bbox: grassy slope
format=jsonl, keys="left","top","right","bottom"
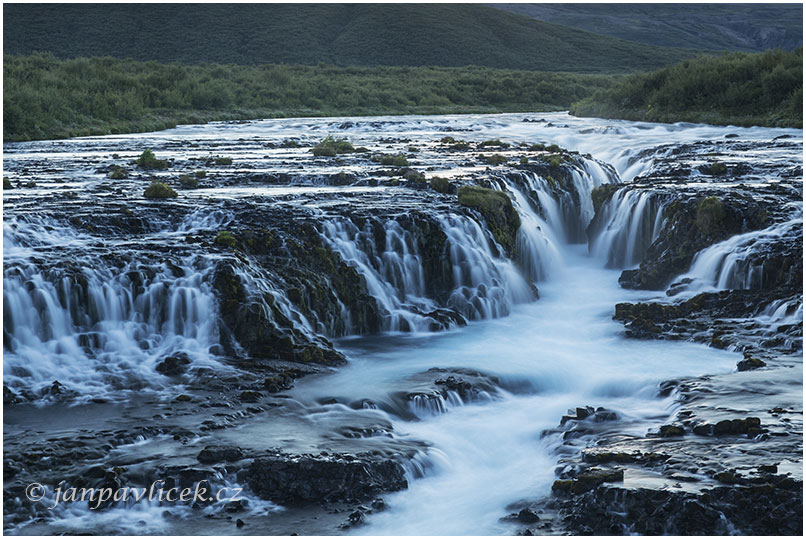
{"left": 492, "top": 3, "right": 803, "bottom": 53}
{"left": 570, "top": 50, "right": 803, "bottom": 128}
{"left": 2, "top": 4, "right": 699, "bottom": 73}
{"left": 3, "top": 55, "right": 617, "bottom": 141}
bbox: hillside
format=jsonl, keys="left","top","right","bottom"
{"left": 492, "top": 3, "right": 803, "bottom": 53}
{"left": 570, "top": 49, "right": 803, "bottom": 128}
{"left": 3, "top": 4, "right": 699, "bottom": 73}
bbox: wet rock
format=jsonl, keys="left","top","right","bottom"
{"left": 713, "top": 417, "right": 761, "bottom": 436}
{"left": 197, "top": 446, "right": 244, "bottom": 464}
{"left": 658, "top": 424, "right": 685, "bottom": 437}
{"left": 239, "top": 390, "right": 262, "bottom": 403}
{"left": 156, "top": 353, "right": 191, "bottom": 375}
{"left": 737, "top": 357, "right": 766, "bottom": 371}
{"left": 552, "top": 468, "right": 624, "bottom": 495}
{"left": 517, "top": 508, "right": 540, "bottom": 523}
{"left": 246, "top": 452, "right": 407, "bottom": 504}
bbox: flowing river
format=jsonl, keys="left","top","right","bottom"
{"left": 3, "top": 112, "right": 802, "bottom": 535}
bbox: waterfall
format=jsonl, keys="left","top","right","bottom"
{"left": 438, "top": 213, "right": 534, "bottom": 319}
{"left": 3, "top": 219, "right": 225, "bottom": 400}
{"left": 320, "top": 218, "right": 440, "bottom": 333}
{"left": 673, "top": 216, "right": 802, "bottom": 292}
{"left": 589, "top": 189, "right": 667, "bottom": 269}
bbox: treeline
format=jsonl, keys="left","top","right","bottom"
{"left": 571, "top": 49, "right": 802, "bottom": 127}
{"left": 3, "top": 54, "right": 615, "bottom": 141}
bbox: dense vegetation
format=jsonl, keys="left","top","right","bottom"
{"left": 571, "top": 50, "right": 803, "bottom": 128}
{"left": 3, "top": 54, "right": 616, "bottom": 141}
{"left": 3, "top": 4, "right": 698, "bottom": 73}
{"left": 496, "top": 4, "right": 802, "bottom": 53}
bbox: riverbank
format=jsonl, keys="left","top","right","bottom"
{"left": 3, "top": 54, "right": 614, "bottom": 142}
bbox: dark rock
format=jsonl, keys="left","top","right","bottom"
{"left": 247, "top": 453, "right": 407, "bottom": 504}
{"left": 517, "top": 508, "right": 540, "bottom": 523}
{"left": 156, "top": 353, "right": 191, "bottom": 375}
{"left": 659, "top": 424, "right": 685, "bottom": 437}
{"left": 239, "top": 390, "right": 262, "bottom": 403}
{"left": 197, "top": 446, "right": 244, "bottom": 464}
{"left": 737, "top": 357, "right": 766, "bottom": 371}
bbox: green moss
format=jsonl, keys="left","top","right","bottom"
{"left": 482, "top": 153, "right": 507, "bottom": 165}
{"left": 458, "top": 185, "right": 520, "bottom": 254}
{"left": 403, "top": 169, "right": 425, "bottom": 182}
{"left": 194, "top": 170, "right": 207, "bottom": 179}
{"left": 312, "top": 135, "right": 355, "bottom": 156}
{"left": 449, "top": 141, "right": 470, "bottom": 150}
{"left": 591, "top": 184, "right": 621, "bottom": 213}
{"left": 696, "top": 196, "right": 726, "bottom": 235}
{"left": 135, "top": 149, "right": 168, "bottom": 170}
{"left": 214, "top": 156, "right": 233, "bottom": 165}
{"left": 280, "top": 138, "right": 300, "bottom": 148}
{"left": 546, "top": 144, "right": 562, "bottom": 153}
{"left": 479, "top": 139, "right": 509, "bottom": 148}
{"left": 380, "top": 154, "right": 409, "bottom": 167}
{"left": 529, "top": 143, "right": 546, "bottom": 151}
{"left": 519, "top": 156, "right": 529, "bottom": 165}
{"left": 214, "top": 230, "right": 237, "bottom": 247}
{"left": 144, "top": 181, "right": 178, "bottom": 199}
{"left": 440, "top": 136, "right": 456, "bottom": 143}
{"left": 178, "top": 174, "right": 199, "bottom": 188}
{"left": 3, "top": 178, "right": 13, "bottom": 189}
{"left": 109, "top": 165, "right": 128, "bottom": 179}
{"left": 708, "top": 162, "right": 728, "bottom": 175}
{"left": 429, "top": 176, "right": 451, "bottom": 193}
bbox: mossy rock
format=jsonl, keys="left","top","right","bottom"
{"left": 403, "top": 169, "right": 425, "bottom": 183}
{"left": 591, "top": 184, "right": 621, "bottom": 213}
{"left": 737, "top": 356, "right": 766, "bottom": 371}
{"left": 429, "top": 176, "right": 452, "bottom": 194}
{"left": 194, "top": 170, "right": 207, "bottom": 179}
{"left": 481, "top": 153, "right": 507, "bottom": 165}
{"left": 214, "top": 156, "right": 233, "bottom": 165}
{"left": 440, "top": 136, "right": 456, "bottom": 143}
{"left": 214, "top": 231, "right": 237, "bottom": 247}
{"left": 135, "top": 149, "right": 168, "bottom": 170}
{"left": 144, "top": 181, "right": 178, "bottom": 199}
{"left": 109, "top": 165, "right": 128, "bottom": 179}
{"left": 479, "top": 139, "right": 509, "bottom": 148}
{"left": 695, "top": 196, "right": 726, "bottom": 235}
{"left": 3, "top": 178, "right": 13, "bottom": 189}
{"left": 178, "top": 174, "right": 199, "bottom": 188}
{"left": 458, "top": 185, "right": 520, "bottom": 254}
{"left": 380, "top": 154, "right": 409, "bottom": 167}
{"left": 312, "top": 135, "right": 355, "bottom": 157}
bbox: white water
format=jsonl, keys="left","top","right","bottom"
{"left": 294, "top": 246, "right": 738, "bottom": 535}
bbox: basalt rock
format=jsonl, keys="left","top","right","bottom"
{"left": 246, "top": 453, "right": 407, "bottom": 504}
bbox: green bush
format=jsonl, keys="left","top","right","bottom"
{"left": 213, "top": 156, "right": 233, "bottom": 165}
{"left": 479, "top": 139, "right": 509, "bottom": 148}
{"left": 440, "top": 136, "right": 456, "bottom": 143}
{"left": 144, "top": 181, "right": 178, "bottom": 199}
{"left": 403, "top": 169, "right": 425, "bottom": 183}
{"left": 380, "top": 154, "right": 409, "bottom": 167}
{"left": 312, "top": 135, "right": 355, "bottom": 157}
{"left": 108, "top": 165, "right": 128, "bottom": 179}
{"left": 429, "top": 176, "right": 451, "bottom": 193}
{"left": 571, "top": 49, "right": 803, "bottom": 128}
{"left": 3, "top": 178, "right": 13, "bottom": 189}
{"left": 135, "top": 149, "right": 168, "bottom": 170}
{"left": 194, "top": 170, "right": 207, "bottom": 178}
{"left": 178, "top": 174, "right": 199, "bottom": 188}
{"left": 482, "top": 153, "right": 507, "bottom": 165}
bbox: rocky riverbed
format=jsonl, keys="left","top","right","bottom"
{"left": 3, "top": 113, "right": 802, "bottom": 535}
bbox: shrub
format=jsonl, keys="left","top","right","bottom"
{"left": 482, "top": 153, "right": 507, "bottom": 165}
{"left": 403, "top": 169, "right": 425, "bottom": 182}
{"left": 178, "top": 174, "right": 199, "bottom": 188}
{"left": 214, "top": 230, "right": 237, "bottom": 247}
{"left": 214, "top": 156, "right": 233, "bottom": 165}
{"left": 194, "top": 170, "right": 207, "bottom": 178}
{"left": 3, "top": 178, "right": 13, "bottom": 189}
{"left": 109, "top": 165, "right": 128, "bottom": 179}
{"left": 380, "top": 154, "right": 409, "bottom": 167}
{"left": 479, "top": 139, "right": 509, "bottom": 148}
{"left": 144, "top": 181, "right": 178, "bottom": 198}
{"left": 429, "top": 176, "right": 451, "bottom": 193}
{"left": 312, "top": 135, "right": 355, "bottom": 156}
{"left": 135, "top": 149, "right": 168, "bottom": 170}
{"left": 708, "top": 162, "right": 728, "bottom": 175}
{"left": 440, "top": 136, "right": 456, "bottom": 143}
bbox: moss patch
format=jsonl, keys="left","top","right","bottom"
{"left": 695, "top": 196, "right": 726, "bottom": 235}
{"left": 135, "top": 149, "right": 168, "bottom": 170}
{"left": 144, "top": 181, "right": 178, "bottom": 199}
{"left": 312, "top": 135, "right": 355, "bottom": 156}
{"left": 458, "top": 185, "right": 520, "bottom": 254}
